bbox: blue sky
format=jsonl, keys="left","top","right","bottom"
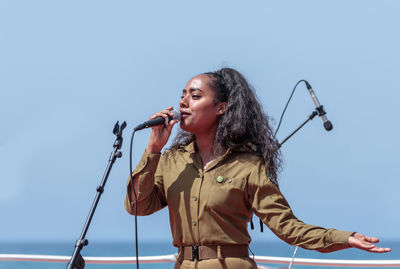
{"left": 0, "top": 0, "right": 398, "bottom": 249}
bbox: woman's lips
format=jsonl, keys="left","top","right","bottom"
{"left": 181, "top": 113, "right": 190, "bottom": 119}
{"left": 180, "top": 111, "right": 191, "bottom": 119}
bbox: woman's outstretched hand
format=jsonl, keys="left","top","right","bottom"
{"left": 146, "top": 106, "right": 179, "bottom": 154}
{"left": 348, "top": 233, "right": 391, "bottom": 253}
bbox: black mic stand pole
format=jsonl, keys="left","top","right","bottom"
{"left": 278, "top": 110, "right": 318, "bottom": 148}
{"left": 66, "top": 121, "right": 127, "bottom": 269}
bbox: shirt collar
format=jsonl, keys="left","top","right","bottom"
{"left": 180, "top": 141, "right": 233, "bottom": 172}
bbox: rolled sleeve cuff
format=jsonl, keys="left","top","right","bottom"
{"left": 317, "top": 230, "right": 354, "bottom": 253}
{"left": 331, "top": 230, "right": 354, "bottom": 246}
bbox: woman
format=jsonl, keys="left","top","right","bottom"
{"left": 125, "top": 68, "right": 390, "bottom": 269}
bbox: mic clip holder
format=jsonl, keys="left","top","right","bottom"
{"left": 315, "top": 105, "right": 326, "bottom": 117}
{"left": 113, "top": 121, "right": 127, "bottom": 149}
{"left": 66, "top": 121, "right": 127, "bottom": 269}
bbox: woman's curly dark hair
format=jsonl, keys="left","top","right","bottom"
{"left": 170, "top": 67, "right": 282, "bottom": 182}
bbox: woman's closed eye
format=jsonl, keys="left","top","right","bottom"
{"left": 180, "top": 94, "right": 200, "bottom": 99}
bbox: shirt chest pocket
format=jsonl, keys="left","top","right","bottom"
{"left": 204, "top": 175, "right": 247, "bottom": 210}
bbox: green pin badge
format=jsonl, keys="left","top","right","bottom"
{"left": 217, "top": 176, "right": 224, "bottom": 183}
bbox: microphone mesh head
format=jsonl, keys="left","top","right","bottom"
{"left": 171, "top": 110, "right": 181, "bottom": 121}
{"left": 324, "top": 121, "right": 333, "bottom": 131}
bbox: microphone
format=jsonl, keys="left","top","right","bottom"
{"left": 304, "top": 81, "right": 333, "bottom": 131}
{"left": 133, "top": 110, "right": 181, "bottom": 131}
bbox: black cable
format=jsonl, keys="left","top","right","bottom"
{"left": 274, "top": 79, "right": 309, "bottom": 137}
{"left": 129, "top": 130, "right": 139, "bottom": 269}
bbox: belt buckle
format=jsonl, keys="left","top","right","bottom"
{"left": 192, "top": 245, "right": 199, "bottom": 261}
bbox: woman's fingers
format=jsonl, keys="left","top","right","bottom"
{"left": 166, "top": 119, "right": 179, "bottom": 132}
{"left": 365, "top": 244, "right": 391, "bottom": 253}
{"left": 373, "top": 246, "right": 392, "bottom": 253}
{"left": 149, "top": 107, "right": 174, "bottom": 120}
{"left": 365, "top": 236, "right": 379, "bottom": 243}
{"left": 349, "top": 233, "right": 391, "bottom": 253}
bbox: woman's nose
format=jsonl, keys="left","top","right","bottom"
{"left": 179, "top": 96, "right": 188, "bottom": 108}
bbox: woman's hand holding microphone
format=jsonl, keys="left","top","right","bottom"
{"left": 146, "top": 107, "right": 180, "bottom": 154}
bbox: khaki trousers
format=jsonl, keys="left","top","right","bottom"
{"left": 174, "top": 257, "right": 257, "bottom": 269}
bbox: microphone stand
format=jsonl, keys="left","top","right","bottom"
{"left": 66, "top": 121, "right": 127, "bottom": 269}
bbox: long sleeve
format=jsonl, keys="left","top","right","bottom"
{"left": 124, "top": 151, "right": 167, "bottom": 216}
{"left": 248, "top": 162, "right": 353, "bottom": 253}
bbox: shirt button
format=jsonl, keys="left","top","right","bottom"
{"left": 192, "top": 221, "right": 197, "bottom": 226}
{"left": 193, "top": 196, "right": 198, "bottom": 201}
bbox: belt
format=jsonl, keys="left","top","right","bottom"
{"left": 178, "top": 245, "right": 249, "bottom": 261}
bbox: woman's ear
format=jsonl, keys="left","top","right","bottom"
{"left": 217, "top": 102, "right": 227, "bottom": 115}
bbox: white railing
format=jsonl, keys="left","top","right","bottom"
{"left": 1, "top": 253, "right": 400, "bottom": 267}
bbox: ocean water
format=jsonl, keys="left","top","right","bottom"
{"left": 0, "top": 240, "right": 398, "bottom": 269}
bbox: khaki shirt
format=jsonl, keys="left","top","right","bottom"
{"left": 125, "top": 142, "right": 353, "bottom": 252}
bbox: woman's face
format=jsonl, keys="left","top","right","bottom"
{"left": 179, "top": 74, "right": 225, "bottom": 135}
